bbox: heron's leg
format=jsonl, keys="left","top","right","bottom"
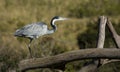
{"left": 28, "top": 38, "right": 33, "bottom": 58}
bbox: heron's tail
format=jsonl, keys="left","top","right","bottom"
{"left": 14, "top": 29, "right": 23, "bottom": 37}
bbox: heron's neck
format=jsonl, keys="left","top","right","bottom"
{"left": 46, "top": 19, "right": 57, "bottom": 35}
{"left": 50, "top": 19, "right": 57, "bottom": 31}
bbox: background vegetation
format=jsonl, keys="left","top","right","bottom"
{"left": 0, "top": 0, "right": 120, "bottom": 72}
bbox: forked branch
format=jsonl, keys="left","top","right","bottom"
{"left": 79, "top": 16, "right": 107, "bottom": 72}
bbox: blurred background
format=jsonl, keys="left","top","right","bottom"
{"left": 0, "top": 0, "right": 120, "bottom": 72}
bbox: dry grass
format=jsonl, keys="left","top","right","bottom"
{"left": 0, "top": 0, "right": 120, "bottom": 71}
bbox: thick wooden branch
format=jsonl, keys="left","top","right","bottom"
{"left": 19, "top": 48, "right": 120, "bottom": 71}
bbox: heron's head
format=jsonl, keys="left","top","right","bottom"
{"left": 52, "top": 16, "right": 69, "bottom": 22}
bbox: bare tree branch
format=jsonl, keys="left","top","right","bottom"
{"left": 102, "top": 59, "right": 120, "bottom": 66}
{"left": 19, "top": 48, "right": 120, "bottom": 71}
{"left": 96, "top": 16, "right": 107, "bottom": 48}
{"left": 107, "top": 19, "right": 120, "bottom": 48}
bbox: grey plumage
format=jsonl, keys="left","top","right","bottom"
{"left": 15, "top": 22, "right": 48, "bottom": 39}
{"left": 14, "top": 16, "right": 68, "bottom": 58}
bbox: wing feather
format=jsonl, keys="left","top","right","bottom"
{"left": 14, "top": 22, "right": 48, "bottom": 38}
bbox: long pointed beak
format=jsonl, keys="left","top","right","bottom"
{"left": 63, "top": 18, "right": 69, "bottom": 20}
{"left": 59, "top": 17, "right": 69, "bottom": 20}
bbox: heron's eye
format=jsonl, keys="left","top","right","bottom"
{"left": 54, "top": 16, "right": 59, "bottom": 19}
